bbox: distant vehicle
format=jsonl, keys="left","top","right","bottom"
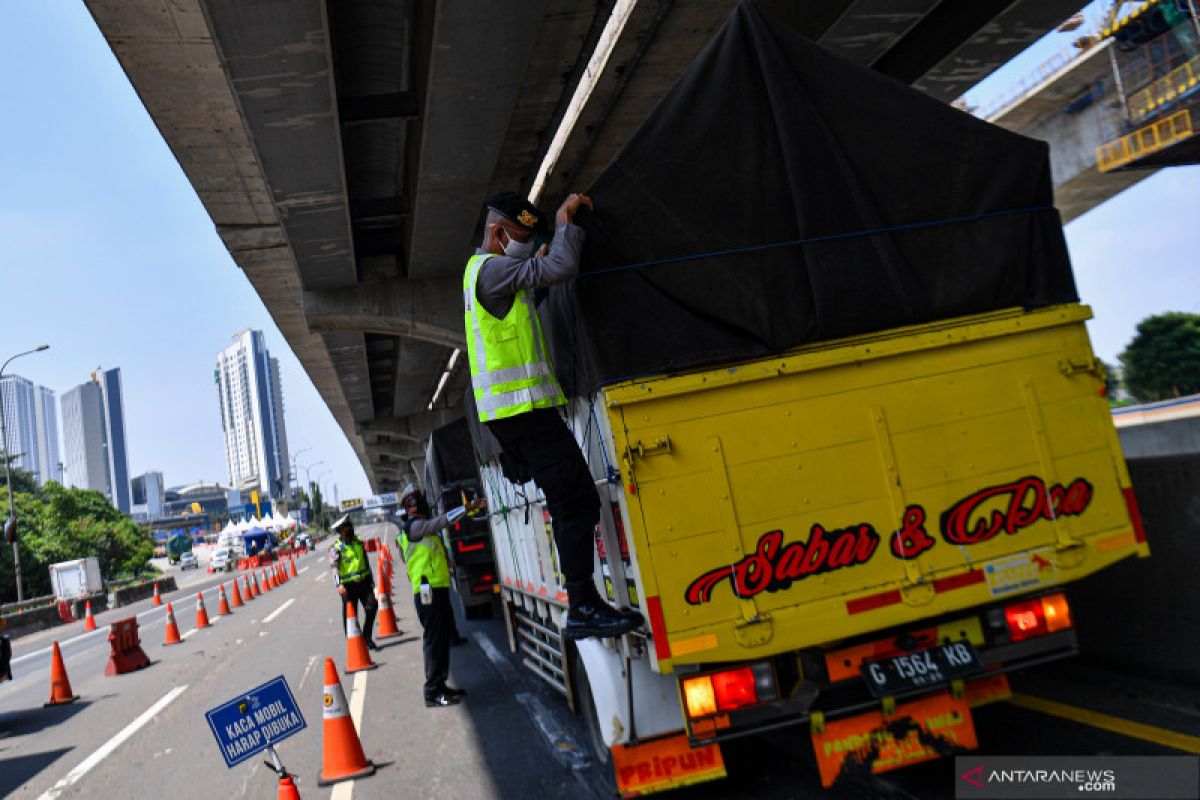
{"left": 210, "top": 549, "right": 233, "bottom": 571}
{"left": 166, "top": 533, "right": 193, "bottom": 565}
{"left": 296, "top": 533, "right": 314, "bottom": 549}
{"left": 49, "top": 557, "right": 104, "bottom": 601}
{"left": 178, "top": 552, "right": 198, "bottom": 571}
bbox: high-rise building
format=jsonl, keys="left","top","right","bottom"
{"left": 61, "top": 368, "right": 131, "bottom": 512}
{"left": 215, "top": 330, "right": 290, "bottom": 499}
{"left": 35, "top": 385, "right": 60, "bottom": 484}
{"left": 0, "top": 374, "right": 60, "bottom": 485}
{"left": 131, "top": 470, "right": 165, "bottom": 520}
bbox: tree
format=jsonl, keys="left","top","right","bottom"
{"left": 1099, "top": 358, "right": 1122, "bottom": 401}
{"left": 0, "top": 457, "right": 39, "bottom": 495}
{"left": 0, "top": 484, "right": 153, "bottom": 603}
{"left": 1118, "top": 312, "right": 1200, "bottom": 402}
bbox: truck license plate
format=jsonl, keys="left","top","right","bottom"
{"left": 861, "top": 641, "right": 981, "bottom": 698}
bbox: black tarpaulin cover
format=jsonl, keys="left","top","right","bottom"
{"left": 541, "top": 1, "right": 1077, "bottom": 397}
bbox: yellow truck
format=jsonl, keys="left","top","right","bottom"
{"left": 478, "top": 301, "right": 1147, "bottom": 796}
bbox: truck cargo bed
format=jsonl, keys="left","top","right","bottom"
{"left": 605, "top": 304, "right": 1146, "bottom": 672}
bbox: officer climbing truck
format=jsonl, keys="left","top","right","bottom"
{"left": 466, "top": 5, "right": 1150, "bottom": 796}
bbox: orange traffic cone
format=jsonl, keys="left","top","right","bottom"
{"left": 83, "top": 600, "right": 97, "bottom": 632}
{"left": 44, "top": 641, "right": 79, "bottom": 706}
{"left": 217, "top": 584, "right": 232, "bottom": 616}
{"left": 375, "top": 589, "right": 401, "bottom": 639}
{"left": 152, "top": 582, "right": 163, "bottom": 607}
{"left": 317, "top": 658, "right": 376, "bottom": 786}
{"left": 163, "top": 602, "right": 182, "bottom": 645}
{"left": 343, "top": 602, "right": 377, "bottom": 673}
{"left": 289, "top": 556, "right": 297, "bottom": 578}
{"left": 265, "top": 569, "right": 274, "bottom": 591}
{"left": 195, "top": 592, "right": 211, "bottom": 629}
{"left": 248, "top": 573, "right": 259, "bottom": 599}
{"left": 277, "top": 774, "right": 302, "bottom": 799}
{"left": 231, "top": 578, "right": 244, "bottom": 608}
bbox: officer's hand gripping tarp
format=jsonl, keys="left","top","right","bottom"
{"left": 541, "top": 1, "right": 1077, "bottom": 397}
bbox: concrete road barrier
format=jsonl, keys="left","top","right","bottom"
{"left": 111, "top": 576, "right": 177, "bottom": 608}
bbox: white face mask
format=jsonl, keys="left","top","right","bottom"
{"left": 500, "top": 228, "right": 536, "bottom": 259}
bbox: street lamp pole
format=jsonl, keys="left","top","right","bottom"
{"left": 1, "top": 344, "right": 50, "bottom": 603}
{"left": 289, "top": 447, "right": 312, "bottom": 505}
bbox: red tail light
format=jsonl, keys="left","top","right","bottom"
{"left": 712, "top": 667, "right": 757, "bottom": 711}
{"left": 457, "top": 540, "right": 487, "bottom": 553}
{"left": 1005, "top": 600, "right": 1045, "bottom": 641}
{"left": 682, "top": 663, "right": 777, "bottom": 718}
{"left": 1005, "top": 593, "right": 1071, "bottom": 642}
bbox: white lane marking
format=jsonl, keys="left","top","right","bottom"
{"left": 516, "top": 692, "right": 590, "bottom": 770}
{"left": 298, "top": 655, "right": 319, "bottom": 692}
{"left": 316, "top": 571, "right": 329, "bottom": 583}
{"left": 262, "top": 598, "right": 295, "bottom": 624}
{"left": 12, "top": 625, "right": 110, "bottom": 666}
{"left": 298, "top": 566, "right": 310, "bottom": 574}
{"left": 36, "top": 684, "right": 189, "bottom": 800}
{"left": 181, "top": 615, "right": 221, "bottom": 639}
{"left": 474, "top": 631, "right": 520, "bottom": 683}
{"left": 330, "top": 671, "right": 370, "bottom": 800}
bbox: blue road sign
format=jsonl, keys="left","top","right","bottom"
{"left": 205, "top": 675, "right": 307, "bottom": 768}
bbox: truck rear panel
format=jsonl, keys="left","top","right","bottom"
{"left": 605, "top": 304, "right": 1146, "bottom": 673}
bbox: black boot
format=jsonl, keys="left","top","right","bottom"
{"left": 562, "top": 583, "right": 644, "bottom": 641}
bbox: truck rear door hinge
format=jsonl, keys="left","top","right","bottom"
{"left": 1058, "top": 356, "right": 1103, "bottom": 379}
{"left": 623, "top": 435, "right": 672, "bottom": 462}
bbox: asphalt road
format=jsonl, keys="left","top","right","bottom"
{"left": 3, "top": 523, "right": 1198, "bottom": 799}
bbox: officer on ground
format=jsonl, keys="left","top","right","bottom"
{"left": 328, "top": 514, "right": 379, "bottom": 651}
{"left": 463, "top": 191, "right": 643, "bottom": 640}
{"left": 397, "top": 483, "right": 484, "bottom": 707}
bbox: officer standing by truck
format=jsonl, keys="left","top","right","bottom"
{"left": 463, "top": 191, "right": 643, "bottom": 641}
{"left": 398, "top": 483, "right": 483, "bottom": 707}
{"left": 328, "top": 514, "right": 379, "bottom": 651}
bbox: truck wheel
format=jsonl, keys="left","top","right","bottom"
{"left": 574, "top": 653, "right": 620, "bottom": 797}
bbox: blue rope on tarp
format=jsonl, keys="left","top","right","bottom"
{"left": 573, "top": 205, "right": 1054, "bottom": 280}
{"left": 559, "top": 204, "right": 1055, "bottom": 391}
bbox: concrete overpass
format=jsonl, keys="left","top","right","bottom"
{"left": 84, "top": 0, "right": 1087, "bottom": 491}
{"left": 983, "top": 37, "right": 1160, "bottom": 223}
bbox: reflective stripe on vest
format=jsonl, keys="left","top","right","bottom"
{"left": 335, "top": 540, "right": 370, "bottom": 584}
{"left": 399, "top": 532, "right": 451, "bottom": 590}
{"left": 463, "top": 253, "right": 566, "bottom": 422}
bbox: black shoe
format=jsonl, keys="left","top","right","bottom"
{"left": 425, "top": 692, "right": 461, "bottom": 707}
{"left": 441, "top": 684, "right": 467, "bottom": 698}
{"left": 365, "top": 639, "right": 381, "bottom": 652}
{"left": 450, "top": 636, "right": 469, "bottom": 647}
{"left": 562, "top": 600, "right": 645, "bottom": 641}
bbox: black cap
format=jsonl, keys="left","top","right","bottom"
{"left": 486, "top": 192, "right": 551, "bottom": 237}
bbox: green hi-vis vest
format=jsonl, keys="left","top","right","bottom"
{"left": 334, "top": 539, "right": 371, "bottom": 584}
{"left": 400, "top": 531, "right": 451, "bottom": 591}
{"left": 463, "top": 253, "right": 565, "bottom": 422}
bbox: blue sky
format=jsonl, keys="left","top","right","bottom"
{"left": 1, "top": 3, "right": 1197, "bottom": 503}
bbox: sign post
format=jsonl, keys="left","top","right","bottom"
{"left": 206, "top": 675, "right": 307, "bottom": 789}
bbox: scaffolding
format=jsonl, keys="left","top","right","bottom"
{"left": 1094, "top": 0, "right": 1200, "bottom": 171}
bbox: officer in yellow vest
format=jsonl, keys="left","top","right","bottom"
{"left": 463, "top": 191, "right": 643, "bottom": 641}
{"left": 398, "top": 483, "right": 485, "bottom": 707}
{"left": 328, "top": 514, "right": 379, "bottom": 651}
